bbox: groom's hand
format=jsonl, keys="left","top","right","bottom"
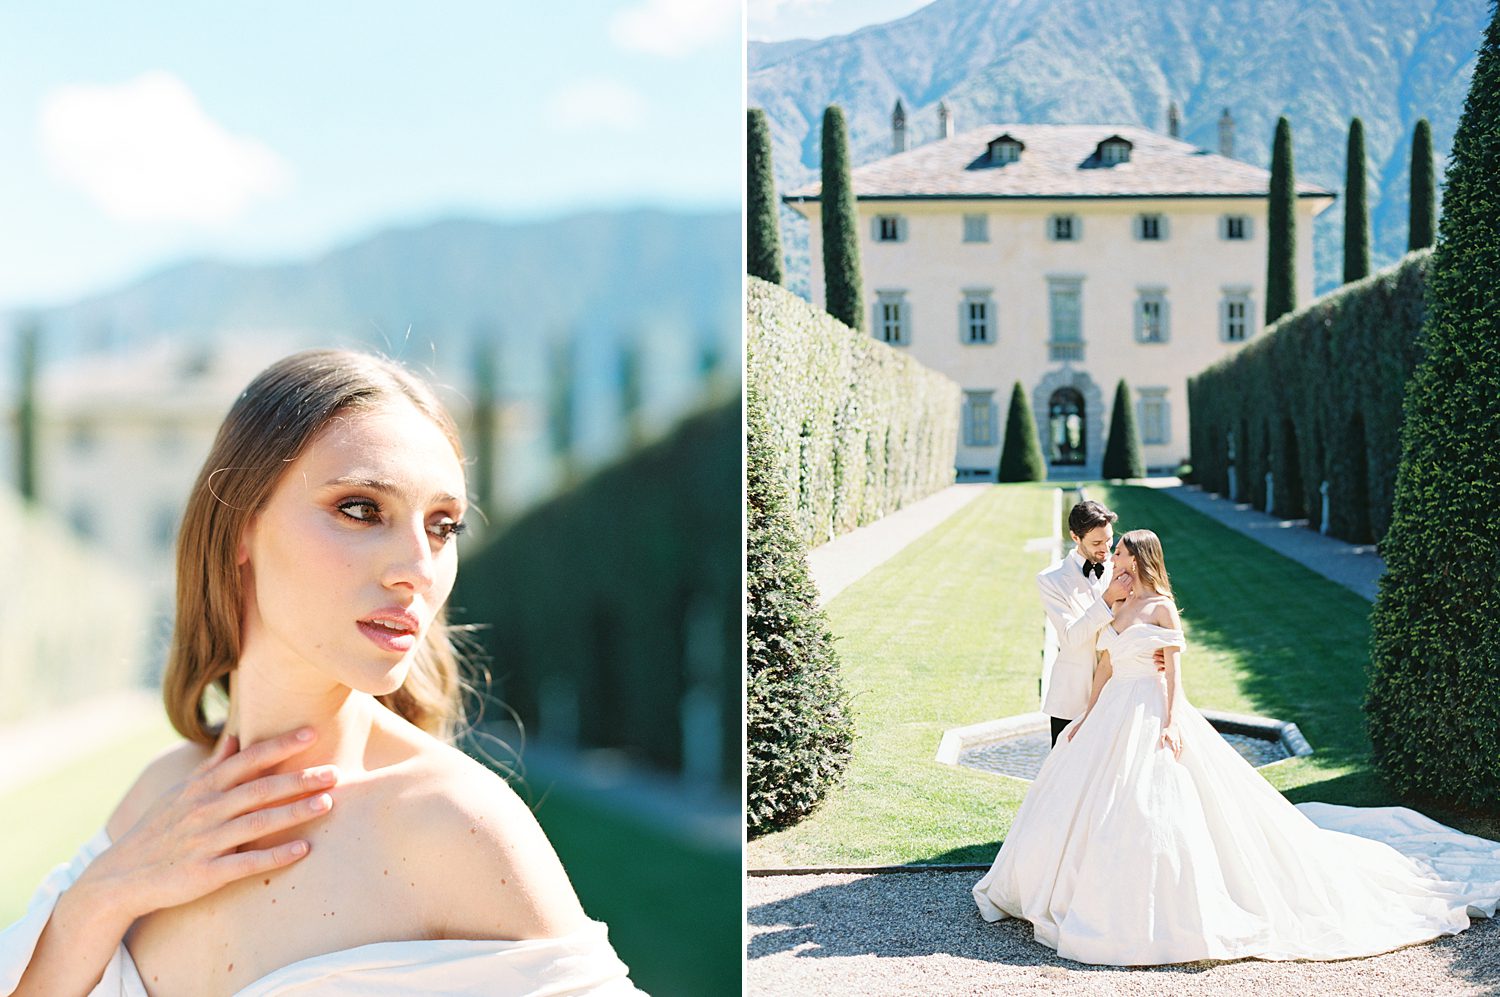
{"left": 1154, "top": 648, "right": 1167, "bottom": 672}
{"left": 1105, "top": 570, "right": 1132, "bottom": 603}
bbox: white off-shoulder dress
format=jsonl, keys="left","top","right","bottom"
{"left": 973, "top": 622, "right": 1500, "bottom": 966}
{"left": 1, "top": 828, "right": 645, "bottom": 996}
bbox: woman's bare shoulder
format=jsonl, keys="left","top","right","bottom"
{"left": 1149, "top": 597, "right": 1182, "bottom": 629}
{"left": 105, "top": 739, "right": 212, "bottom": 840}
{"left": 396, "top": 743, "right": 590, "bottom": 941}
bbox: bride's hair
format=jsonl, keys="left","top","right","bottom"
{"left": 1119, "top": 529, "right": 1173, "bottom": 599}
{"left": 162, "top": 348, "right": 469, "bottom": 746}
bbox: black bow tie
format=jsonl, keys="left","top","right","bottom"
{"left": 1081, "top": 560, "right": 1104, "bottom": 580}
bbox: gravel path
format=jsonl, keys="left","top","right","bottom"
{"left": 747, "top": 870, "right": 1500, "bottom": 996}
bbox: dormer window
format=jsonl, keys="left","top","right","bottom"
{"left": 987, "top": 134, "right": 1024, "bottom": 166}
{"left": 1096, "top": 135, "right": 1133, "bottom": 166}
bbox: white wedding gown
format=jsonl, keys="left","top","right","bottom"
{"left": 972, "top": 622, "right": 1500, "bottom": 965}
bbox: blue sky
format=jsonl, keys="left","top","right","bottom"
{"left": 0, "top": 1, "right": 741, "bottom": 311}
{"left": 749, "top": 0, "right": 930, "bottom": 41}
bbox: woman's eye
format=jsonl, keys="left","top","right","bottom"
{"left": 429, "top": 519, "right": 468, "bottom": 543}
{"left": 337, "top": 499, "right": 380, "bottom": 522}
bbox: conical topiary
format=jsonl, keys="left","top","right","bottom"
{"left": 1367, "top": 5, "right": 1500, "bottom": 811}
{"left": 1266, "top": 116, "right": 1297, "bottom": 324}
{"left": 1344, "top": 117, "right": 1370, "bottom": 283}
{"left": 1409, "top": 117, "right": 1436, "bottom": 251}
{"left": 821, "top": 105, "right": 864, "bottom": 330}
{"left": 746, "top": 384, "right": 855, "bottom": 836}
{"left": 1101, "top": 379, "right": 1144, "bottom": 480}
{"left": 748, "top": 108, "right": 784, "bottom": 285}
{"left": 998, "top": 381, "right": 1045, "bottom": 482}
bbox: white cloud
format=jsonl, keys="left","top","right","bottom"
{"left": 39, "top": 71, "right": 291, "bottom": 225}
{"left": 547, "top": 78, "right": 648, "bottom": 133}
{"left": 610, "top": 0, "right": 739, "bottom": 57}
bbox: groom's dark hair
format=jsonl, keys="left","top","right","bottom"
{"left": 1069, "top": 500, "right": 1118, "bottom": 538}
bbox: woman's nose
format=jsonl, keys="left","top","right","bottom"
{"left": 381, "top": 520, "right": 436, "bottom": 592}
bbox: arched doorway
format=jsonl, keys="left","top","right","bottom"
{"left": 1049, "top": 388, "right": 1085, "bottom": 466}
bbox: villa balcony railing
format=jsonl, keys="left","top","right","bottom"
{"left": 1049, "top": 340, "right": 1084, "bottom": 362}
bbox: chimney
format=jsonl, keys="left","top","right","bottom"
{"left": 938, "top": 100, "right": 954, "bottom": 139}
{"left": 1167, "top": 100, "right": 1180, "bottom": 139}
{"left": 1218, "top": 107, "right": 1234, "bottom": 158}
{"left": 892, "top": 98, "right": 907, "bottom": 154}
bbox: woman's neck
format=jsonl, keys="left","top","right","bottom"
{"left": 223, "top": 660, "right": 377, "bottom": 776}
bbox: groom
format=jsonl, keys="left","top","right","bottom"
{"left": 1037, "top": 500, "right": 1134, "bottom": 746}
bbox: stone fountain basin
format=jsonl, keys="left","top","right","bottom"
{"left": 938, "top": 710, "right": 1312, "bottom": 782}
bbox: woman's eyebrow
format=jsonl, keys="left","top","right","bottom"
{"left": 323, "top": 475, "right": 462, "bottom": 506}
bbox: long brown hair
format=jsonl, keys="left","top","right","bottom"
{"left": 163, "top": 349, "right": 468, "bottom": 744}
{"left": 1119, "top": 529, "right": 1173, "bottom": 599}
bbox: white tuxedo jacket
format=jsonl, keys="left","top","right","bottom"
{"left": 1037, "top": 549, "right": 1115, "bottom": 719}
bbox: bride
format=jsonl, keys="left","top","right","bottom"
{"left": 1, "top": 350, "right": 642, "bottom": 995}
{"left": 973, "top": 529, "right": 1500, "bottom": 966}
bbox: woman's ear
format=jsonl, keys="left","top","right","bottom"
{"left": 236, "top": 515, "right": 258, "bottom": 566}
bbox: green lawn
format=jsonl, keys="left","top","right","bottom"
{"left": 525, "top": 777, "right": 740, "bottom": 997}
{"left": 0, "top": 715, "right": 183, "bottom": 923}
{"left": 747, "top": 481, "right": 1493, "bottom": 869}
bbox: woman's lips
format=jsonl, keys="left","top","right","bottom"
{"left": 357, "top": 610, "right": 419, "bottom": 653}
{"left": 358, "top": 620, "right": 416, "bottom": 653}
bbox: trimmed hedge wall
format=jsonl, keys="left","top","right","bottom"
{"left": 1188, "top": 249, "right": 1430, "bottom": 543}
{"left": 451, "top": 399, "right": 740, "bottom": 792}
{"left": 746, "top": 276, "right": 960, "bottom": 547}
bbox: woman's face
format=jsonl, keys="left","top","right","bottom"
{"left": 236, "top": 398, "right": 467, "bottom": 694}
{"left": 1113, "top": 541, "right": 1137, "bottom": 576}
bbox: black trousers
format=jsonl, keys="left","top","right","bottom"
{"left": 1049, "top": 715, "right": 1071, "bottom": 747}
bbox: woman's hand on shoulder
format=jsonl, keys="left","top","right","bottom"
{"left": 88, "top": 728, "right": 340, "bottom": 922}
{"left": 415, "top": 760, "right": 590, "bottom": 941}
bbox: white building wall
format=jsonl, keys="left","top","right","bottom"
{"left": 798, "top": 194, "right": 1329, "bottom": 478}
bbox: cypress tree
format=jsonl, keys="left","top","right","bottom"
{"left": 748, "top": 108, "right": 784, "bottom": 285}
{"left": 746, "top": 385, "right": 854, "bottom": 835}
{"left": 17, "top": 322, "right": 38, "bottom": 503}
{"left": 547, "top": 334, "right": 578, "bottom": 487}
{"left": 618, "top": 334, "right": 646, "bottom": 448}
{"left": 1343, "top": 117, "right": 1370, "bottom": 283}
{"left": 821, "top": 105, "right": 865, "bottom": 330}
{"left": 1367, "top": 5, "right": 1500, "bottom": 810}
{"left": 997, "top": 381, "right": 1045, "bottom": 482}
{"left": 1101, "top": 379, "right": 1144, "bottom": 480}
{"left": 1266, "top": 116, "right": 1297, "bottom": 324}
{"left": 1409, "top": 117, "right": 1436, "bottom": 251}
{"left": 471, "top": 333, "right": 499, "bottom": 521}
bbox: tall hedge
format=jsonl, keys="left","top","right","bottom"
{"left": 451, "top": 399, "right": 740, "bottom": 792}
{"left": 1101, "top": 379, "right": 1144, "bottom": 480}
{"left": 1343, "top": 117, "right": 1370, "bottom": 284}
{"left": 997, "top": 381, "right": 1045, "bottom": 482}
{"left": 821, "top": 105, "right": 865, "bottom": 330}
{"left": 1409, "top": 118, "right": 1436, "bottom": 251}
{"left": 746, "top": 276, "right": 960, "bottom": 547}
{"left": 748, "top": 108, "right": 784, "bottom": 285}
{"left": 1367, "top": 5, "right": 1500, "bottom": 812}
{"left": 1266, "top": 116, "right": 1297, "bottom": 324}
{"left": 746, "top": 385, "right": 855, "bottom": 836}
{"left": 1188, "top": 250, "right": 1430, "bottom": 540}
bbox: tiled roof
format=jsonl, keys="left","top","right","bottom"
{"left": 786, "top": 124, "right": 1336, "bottom": 202}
